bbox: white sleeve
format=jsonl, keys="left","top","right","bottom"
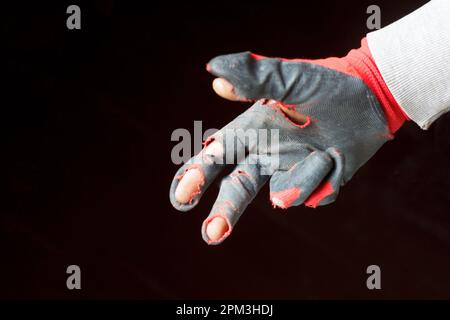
{"left": 367, "top": 0, "right": 450, "bottom": 129}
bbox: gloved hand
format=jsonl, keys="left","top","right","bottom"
{"left": 169, "top": 38, "right": 408, "bottom": 245}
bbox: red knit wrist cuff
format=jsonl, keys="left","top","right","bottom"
{"left": 345, "top": 38, "right": 408, "bottom": 134}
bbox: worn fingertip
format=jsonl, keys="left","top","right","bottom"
{"left": 212, "top": 78, "right": 241, "bottom": 101}
{"left": 269, "top": 188, "right": 301, "bottom": 209}
{"left": 304, "top": 181, "right": 335, "bottom": 208}
{"left": 169, "top": 165, "right": 206, "bottom": 212}
{"left": 202, "top": 215, "right": 232, "bottom": 245}
{"left": 270, "top": 197, "right": 288, "bottom": 210}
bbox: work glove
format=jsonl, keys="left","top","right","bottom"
{"left": 169, "top": 38, "right": 407, "bottom": 245}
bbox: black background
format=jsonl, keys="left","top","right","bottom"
{"left": 2, "top": 0, "right": 450, "bottom": 299}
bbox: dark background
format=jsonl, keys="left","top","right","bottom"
{"left": 2, "top": 0, "right": 450, "bottom": 299}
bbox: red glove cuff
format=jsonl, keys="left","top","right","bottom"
{"left": 345, "top": 38, "right": 408, "bottom": 134}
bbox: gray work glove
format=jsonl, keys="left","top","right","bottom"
{"left": 169, "top": 38, "right": 407, "bottom": 245}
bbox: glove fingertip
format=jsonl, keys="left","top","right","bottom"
{"left": 304, "top": 180, "right": 336, "bottom": 208}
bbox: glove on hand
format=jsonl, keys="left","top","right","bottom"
{"left": 169, "top": 38, "right": 407, "bottom": 245}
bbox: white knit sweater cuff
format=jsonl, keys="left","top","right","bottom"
{"left": 367, "top": 0, "right": 450, "bottom": 129}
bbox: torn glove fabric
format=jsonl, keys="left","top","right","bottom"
{"left": 169, "top": 38, "right": 408, "bottom": 245}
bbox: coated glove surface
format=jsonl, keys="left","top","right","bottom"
{"left": 169, "top": 38, "right": 407, "bottom": 245}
